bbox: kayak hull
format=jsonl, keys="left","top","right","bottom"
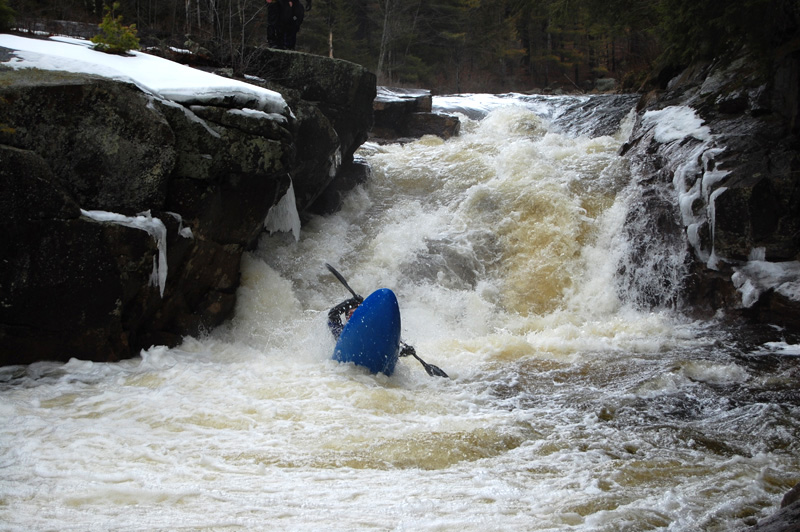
{"left": 333, "top": 288, "right": 401, "bottom": 375}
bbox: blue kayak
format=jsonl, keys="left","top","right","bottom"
{"left": 332, "top": 288, "right": 401, "bottom": 375}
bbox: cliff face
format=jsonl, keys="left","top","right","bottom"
{"left": 621, "top": 53, "right": 800, "bottom": 332}
{"left": 0, "top": 41, "right": 376, "bottom": 366}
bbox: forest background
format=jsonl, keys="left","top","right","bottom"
{"left": 1, "top": 0, "right": 798, "bottom": 94}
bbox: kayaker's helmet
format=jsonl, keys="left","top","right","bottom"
{"left": 345, "top": 296, "right": 363, "bottom": 320}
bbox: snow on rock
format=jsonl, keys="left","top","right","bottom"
{"left": 80, "top": 209, "right": 168, "bottom": 297}
{"left": 651, "top": 108, "right": 727, "bottom": 270}
{"left": 642, "top": 106, "right": 711, "bottom": 143}
{"left": 642, "top": 105, "right": 798, "bottom": 311}
{"left": 732, "top": 260, "right": 800, "bottom": 308}
{"left": 0, "top": 34, "right": 289, "bottom": 116}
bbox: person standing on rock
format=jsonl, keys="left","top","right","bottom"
{"left": 266, "top": 0, "right": 284, "bottom": 48}
{"left": 281, "top": 0, "right": 309, "bottom": 50}
{"left": 266, "top": 0, "right": 309, "bottom": 50}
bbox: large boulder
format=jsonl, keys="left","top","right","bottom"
{"left": 0, "top": 67, "right": 292, "bottom": 364}
{"left": 0, "top": 142, "right": 165, "bottom": 363}
{"left": 0, "top": 70, "right": 175, "bottom": 213}
{"left": 241, "top": 48, "right": 377, "bottom": 212}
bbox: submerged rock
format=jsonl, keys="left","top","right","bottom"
{"left": 746, "top": 483, "right": 800, "bottom": 531}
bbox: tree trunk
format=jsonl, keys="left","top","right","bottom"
{"left": 377, "top": 0, "right": 392, "bottom": 83}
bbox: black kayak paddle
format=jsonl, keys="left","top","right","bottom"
{"left": 400, "top": 341, "right": 449, "bottom": 378}
{"left": 326, "top": 262, "right": 360, "bottom": 301}
{"left": 325, "top": 263, "right": 449, "bottom": 378}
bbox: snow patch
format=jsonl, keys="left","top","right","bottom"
{"left": 166, "top": 211, "right": 194, "bottom": 239}
{"left": 642, "top": 106, "right": 711, "bottom": 143}
{"left": 0, "top": 34, "right": 288, "bottom": 116}
{"left": 329, "top": 147, "right": 342, "bottom": 178}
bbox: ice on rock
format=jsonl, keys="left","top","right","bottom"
{"left": 264, "top": 179, "right": 301, "bottom": 242}
{"left": 80, "top": 209, "right": 168, "bottom": 297}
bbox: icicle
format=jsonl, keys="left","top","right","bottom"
{"left": 166, "top": 211, "right": 194, "bottom": 239}
{"left": 329, "top": 147, "right": 342, "bottom": 178}
{"left": 80, "top": 209, "right": 168, "bottom": 297}
{"left": 706, "top": 187, "right": 727, "bottom": 271}
{"left": 264, "top": 177, "right": 301, "bottom": 242}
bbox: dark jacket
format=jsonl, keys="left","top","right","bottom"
{"left": 327, "top": 297, "right": 362, "bottom": 339}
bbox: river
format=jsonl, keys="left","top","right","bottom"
{"left": 1, "top": 93, "right": 798, "bottom": 531}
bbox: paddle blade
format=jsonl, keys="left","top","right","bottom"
{"left": 325, "top": 263, "right": 360, "bottom": 299}
{"left": 425, "top": 363, "right": 449, "bottom": 378}
{"left": 412, "top": 352, "right": 449, "bottom": 378}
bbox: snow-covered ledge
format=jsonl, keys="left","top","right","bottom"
{"left": 0, "top": 34, "right": 290, "bottom": 117}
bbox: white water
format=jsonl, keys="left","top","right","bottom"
{"left": 2, "top": 96, "right": 799, "bottom": 532}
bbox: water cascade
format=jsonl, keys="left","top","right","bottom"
{"left": 1, "top": 94, "right": 798, "bottom": 531}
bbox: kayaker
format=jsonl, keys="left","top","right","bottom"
{"left": 327, "top": 296, "right": 416, "bottom": 357}
{"left": 324, "top": 264, "right": 446, "bottom": 376}
{"left": 327, "top": 296, "right": 362, "bottom": 339}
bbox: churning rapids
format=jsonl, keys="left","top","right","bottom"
{"left": 2, "top": 93, "right": 799, "bottom": 532}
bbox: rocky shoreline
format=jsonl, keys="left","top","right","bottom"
{"left": 0, "top": 37, "right": 375, "bottom": 365}
{"left": 621, "top": 54, "right": 800, "bottom": 530}
{"left": 621, "top": 53, "right": 800, "bottom": 335}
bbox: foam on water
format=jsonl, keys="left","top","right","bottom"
{"left": 1, "top": 96, "right": 798, "bottom": 532}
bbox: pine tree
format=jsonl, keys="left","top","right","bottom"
{"left": 0, "top": 0, "right": 14, "bottom": 31}
{"left": 91, "top": 2, "right": 140, "bottom": 55}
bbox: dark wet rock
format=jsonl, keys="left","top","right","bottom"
{"left": 307, "top": 157, "right": 371, "bottom": 216}
{"left": 404, "top": 112, "right": 461, "bottom": 140}
{"left": 276, "top": 97, "right": 340, "bottom": 213}
{"left": 542, "top": 93, "right": 640, "bottom": 138}
{"left": 235, "top": 48, "right": 376, "bottom": 212}
{"left": 242, "top": 47, "right": 376, "bottom": 164}
{"left": 745, "top": 499, "right": 800, "bottom": 532}
{"left": 372, "top": 86, "right": 460, "bottom": 142}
